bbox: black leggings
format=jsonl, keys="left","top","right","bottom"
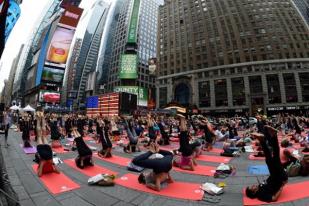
{"left": 132, "top": 150, "right": 173, "bottom": 174}
{"left": 261, "top": 130, "right": 287, "bottom": 182}
{"left": 125, "top": 120, "right": 138, "bottom": 145}
{"left": 4, "top": 124, "right": 9, "bottom": 142}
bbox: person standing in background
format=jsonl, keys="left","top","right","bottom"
{"left": 3, "top": 108, "right": 12, "bottom": 147}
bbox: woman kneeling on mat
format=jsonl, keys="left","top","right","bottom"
{"left": 97, "top": 118, "right": 112, "bottom": 158}
{"left": 35, "top": 144, "right": 60, "bottom": 177}
{"left": 73, "top": 123, "right": 94, "bottom": 169}
{"left": 133, "top": 143, "right": 174, "bottom": 191}
{"left": 246, "top": 126, "right": 288, "bottom": 203}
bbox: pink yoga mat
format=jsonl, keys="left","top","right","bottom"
{"left": 64, "top": 159, "right": 118, "bottom": 177}
{"left": 115, "top": 173, "right": 204, "bottom": 200}
{"left": 243, "top": 181, "right": 309, "bottom": 205}
{"left": 20, "top": 144, "right": 37, "bottom": 154}
{"left": 32, "top": 165, "right": 80, "bottom": 194}
{"left": 173, "top": 165, "right": 216, "bottom": 176}
{"left": 83, "top": 136, "right": 93, "bottom": 141}
{"left": 94, "top": 154, "right": 130, "bottom": 166}
{"left": 248, "top": 154, "right": 265, "bottom": 160}
{"left": 196, "top": 154, "right": 231, "bottom": 163}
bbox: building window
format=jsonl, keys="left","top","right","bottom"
{"left": 266, "top": 74, "right": 281, "bottom": 104}
{"left": 299, "top": 72, "right": 309, "bottom": 102}
{"left": 198, "top": 81, "right": 210, "bottom": 107}
{"left": 159, "top": 87, "right": 167, "bottom": 107}
{"left": 249, "top": 76, "right": 263, "bottom": 94}
{"left": 231, "top": 77, "right": 246, "bottom": 106}
{"left": 215, "top": 79, "right": 228, "bottom": 107}
{"left": 283, "top": 73, "right": 298, "bottom": 103}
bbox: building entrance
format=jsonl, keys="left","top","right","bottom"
{"left": 174, "top": 83, "right": 190, "bottom": 106}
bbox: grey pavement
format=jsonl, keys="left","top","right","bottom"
{"left": 1, "top": 130, "right": 308, "bottom": 206}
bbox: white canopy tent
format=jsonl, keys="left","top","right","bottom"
{"left": 23, "top": 105, "right": 35, "bottom": 112}
{"left": 9, "top": 105, "right": 21, "bottom": 111}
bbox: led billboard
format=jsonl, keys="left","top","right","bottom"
{"left": 114, "top": 86, "right": 148, "bottom": 107}
{"left": 39, "top": 90, "right": 61, "bottom": 103}
{"left": 41, "top": 66, "right": 65, "bottom": 83}
{"left": 46, "top": 26, "right": 74, "bottom": 65}
{"left": 119, "top": 54, "right": 138, "bottom": 79}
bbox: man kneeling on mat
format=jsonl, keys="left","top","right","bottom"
{"left": 133, "top": 143, "right": 174, "bottom": 191}
{"left": 246, "top": 126, "right": 288, "bottom": 202}
{"left": 73, "top": 125, "right": 94, "bottom": 169}
{"left": 35, "top": 144, "right": 60, "bottom": 177}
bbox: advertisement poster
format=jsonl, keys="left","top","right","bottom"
{"left": 114, "top": 86, "right": 148, "bottom": 107}
{"left": 148, "top": 58, "right": 157, "bottom": 76}
{"left": 127, "top": 0, "right": 140, "bottom": 43}
{"left": 46, "top": 26, "right": 74, "bottom": 65}
{"left": 39, "top": 90, "right": 60, "bottom": 103}
{"left": 119, "top": 54, "right": 138, "bottom": 79}
{"left": 59, "top": 5, "right": 83, "bottom": 29}
{"left": 41, "top": 66, "right": 65, "bottom": 83}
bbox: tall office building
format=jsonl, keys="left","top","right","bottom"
{"left": 72, "top": 0, "right": 110, "bottom": 107}
{"left": 12, "top": 0, "right": 62, "bottom": 106}
{"left": 157, "top": 0, "right": 309, "bottom": 115}
{"left": 96, "top": 0, "right": 125, "bottom": 91}
{"left": 62, "top": 38, "right": 82, "bottom": 105}
{"left": 293, "top": 0, "right": 309, "bottom": 26}
{"left": 106, "top": 0, "right": 163, "bottom": 105}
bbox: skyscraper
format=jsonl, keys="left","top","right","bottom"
{"left": 106, "top": 0, "right": 163, "bottom": 106}
{"left": 157, "top": 0, "right": 309, "bottom": 115}
{"left": 293, "top": 0, "right": 309, "bottom": 26}
{"left": 72, "top": 0, "right": 110, "bottom": 107}
{"left": 96, "top": 0, "right": 125, "bottom": 91}
{"left": 62, "top": 38, "right": 82, "bottom": 105}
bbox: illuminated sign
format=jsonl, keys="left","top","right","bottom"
{"left": 119, "top": 54, "right": 138, "bottom": 79}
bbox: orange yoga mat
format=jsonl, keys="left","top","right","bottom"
{"left": 64, "top": 159, "right": 117, "bottom": 177}
{"left": 243, "top": 181, "right": 309, "bottom": 205}
{"left": 32, "top": 165, "right": 80, "bottom": 194}
{"left": 94, "top": 154, "right": 131, "bottom": 167}
{"left": 196, "top": 154, "right": 231, "bottom": 163}
{"left": 248, "top": 154, "right": 265, "bottom": 160}
{"left": 173, "top": 164, "right": 216, "bottom": 176}
{"left": 115, "top": 173, "right": 204, "bottom": 200}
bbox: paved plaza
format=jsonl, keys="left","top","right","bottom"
{"left": 0, "top": 130, "right": 308, "bottom": 206}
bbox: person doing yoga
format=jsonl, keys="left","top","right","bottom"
{"left": 133, "top": 143, "right": 174, "bottom": 191}
{"left": 246, "top": 125, "right": 288, "bottom": 202}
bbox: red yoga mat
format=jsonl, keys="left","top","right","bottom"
{"left": 64, "top": 159, "right": 118, "bottom": 177}
{"left": 197, "top": 155, "right": 231, "bottom": 163}
{"left": 53, "top": 147, "right": 69, "bottom": 154}
{"left": 173, "top": 164, "right": 216, "bottom": 176}
{"left": 94, "top": 154, "right": 130, "bottom": 167}
{"left": 160, "top": 144, "right": 178, "bottom": 151}
{"left": 207, "top": 148, "right": 223, "bottom": 154}
{"left": 170, "top": 137, "right": 179, "bottom": 142}
{"left": 115, "top": 173, "right": 204, "bottom": 200}
{"left": 248, "top": 154, "right": 265, "bottom": 160}
{"left": 243, "top": 181, "right": 309, "bottom": 205}
{"left": 32, "top": 165, "right": 80, "bottom": 194}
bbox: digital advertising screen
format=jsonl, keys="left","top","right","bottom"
{"left": 119, "top": 54, "right": 138, "bottom": 79}
{"left": 46, "top": 26, "right": 74, "bottom": 65}
{"left": 114, "top": 86, "right": 148, "bottom": 107}
{"left": 41, "top": 66, "right": 65, "bottom": 83}
{"left": 39, "top": 90, "right": 61, "bottom": 104}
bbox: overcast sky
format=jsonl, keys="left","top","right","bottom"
{"left": 0, "top": 0, "right": 102, "bottom": 91}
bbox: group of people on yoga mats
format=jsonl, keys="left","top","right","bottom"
{"left": 13, "top": 107, "right": 309, "bottom": 203}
